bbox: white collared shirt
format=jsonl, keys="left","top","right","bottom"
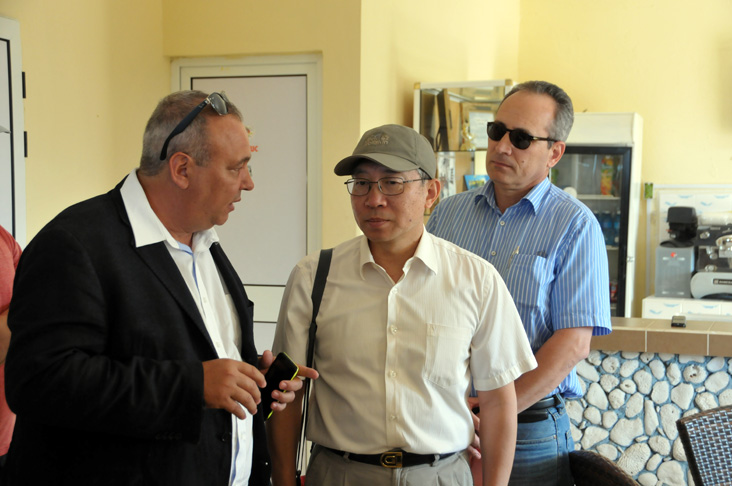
{"left": 273, "top": 230, "right": 536, "bottom": 454}
{"left": 120, "top": 169, "right": 252, "bottom": 485}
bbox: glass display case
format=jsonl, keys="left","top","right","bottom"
{"left": 413, "top": 79, "right": 515, "bottom": 200}
{"left": 551, "top": 145, "right": 634, "bottom": 316}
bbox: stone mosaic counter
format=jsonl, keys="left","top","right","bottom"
{"left": 570, "top": 317, "right": 732, "bottom": 485}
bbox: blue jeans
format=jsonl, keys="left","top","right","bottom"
{"left": 509, "top": 399, "right": 574, "bottom": 486}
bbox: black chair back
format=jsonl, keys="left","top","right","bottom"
{"left": 676, "top": 405, "right": 732, "bottom": 486}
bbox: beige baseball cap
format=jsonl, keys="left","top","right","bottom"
{"left": 334, "top": 124, "right": 436, "bottom": 178}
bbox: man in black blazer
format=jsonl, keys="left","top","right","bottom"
{"left": 4, "top": 91, "right": 314, "bottom": 485}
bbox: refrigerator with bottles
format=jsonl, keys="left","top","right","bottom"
{"left": 553, "top": 112, "right": 643, "bottom": 317}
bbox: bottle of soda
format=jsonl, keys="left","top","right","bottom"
{"left": 613, "top": 210, "right": 621, "bottom": 246}
{"left": 600, "top": 156, "right": 614, "bottom": 196}
{"left": 612, "top": 158, "right": 623, "bottom": 197}
{"left": 593, "top": 210, "right": 601, "bottom": 225}
{"left": 601, "top": 210, "right": 614, "bottom": 246}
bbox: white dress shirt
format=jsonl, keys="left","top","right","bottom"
{"left": 273, "top": 230, "right": 536, "bottom": 455}
{"left": 120, "top": 169, "right": 252, "bottom": 485}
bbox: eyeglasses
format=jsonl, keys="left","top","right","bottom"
{"left": 159, "top": 92, "right": 230, "bottom": 160}
{"left": 345, "top": 177, "right": 425, "bottom": 196}
{"left": 486, "top": 121, "right": 557, "bottom": 150}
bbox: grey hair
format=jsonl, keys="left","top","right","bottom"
{"left": 139, "top": 90, "right": 243, "bottom": 176}
{"left": 501, "top": 81, "right": 574, "bottom": 142}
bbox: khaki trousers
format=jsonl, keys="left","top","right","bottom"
{"left": 305, "top": 445, "right": 473, "bottom": 486}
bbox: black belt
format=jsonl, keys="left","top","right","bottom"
{"left": 323, "top": 446, "right": 456, "bottom": 468}
{"left": 518, "top": 394, "right": 562, "bottom": 423}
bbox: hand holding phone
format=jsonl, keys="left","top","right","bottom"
{"left": 259, "top": 352, "right": 299, "bottom": 420}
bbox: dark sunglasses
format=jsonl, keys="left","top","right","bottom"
{"left": 486, "top": 121, "right": 557, "bottom": 150}
{"left": 159, "top": 92, "right": 230, "bottom": 160}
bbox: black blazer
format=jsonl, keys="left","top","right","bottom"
{"left": 4, "top": 181, "right": 271, "bottom": 486}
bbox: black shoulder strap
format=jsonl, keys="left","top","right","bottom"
{"left": 307, "top": 248, "right": 332, "bottom": 367}
{"left": 296, "top": 248, "right": 332, "bottom": 482}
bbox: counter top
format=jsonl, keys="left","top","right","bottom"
{"left": 591, "top": 317, "right": 732, "bottom": 357}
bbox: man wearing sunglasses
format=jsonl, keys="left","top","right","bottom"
{"left": 427, "top": 81, "right": 611, "bottom": 486}
{"left": 268, "top": 124, "right": 537, "bottom": 486}
{"left": 4, "top": 91, "right": 315, "bottom": 486}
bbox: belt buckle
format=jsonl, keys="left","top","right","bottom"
{"left": 380, "top": 451, "right": 403, "bottom": 468}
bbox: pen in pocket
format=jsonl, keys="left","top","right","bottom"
{"left": 508, "top": 246, "right": 520, "bottom": 268}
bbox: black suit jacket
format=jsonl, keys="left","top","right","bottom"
{"left": 4, "top": 181, "right": 271, "bottom": 485}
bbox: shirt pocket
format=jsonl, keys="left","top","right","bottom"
{"left": 423, "top": 323, "right": 472, "bottom": 388}
{"left": 505, "top": 253, "right": 551, "bottom": 307}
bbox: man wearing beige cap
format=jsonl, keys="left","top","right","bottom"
{"left": 267, "top": 124, "right": 537, "bottom": 486}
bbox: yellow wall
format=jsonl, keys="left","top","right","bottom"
{"left": 0, "top": 0, "right": 169, "bottom": 238}
{"left": 360, "top": 0, "right": 520, "bottom": 129}
{"left": 160, "top": 0, "right": 518, "bottom": 244}
{"left": 161, "top": 0, "right": 362, "bottom": 248}
{"left": 519, "top": 0, "right": 732, "bottom": 314}
{"left": 356, "top": 0, "right": 520, "bottom": 237}
{"left": 3, "top": 0, "right": 732, "bottom": 315}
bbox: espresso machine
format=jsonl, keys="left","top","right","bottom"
{"left": 656, "top": 206, "right": 732, "bottom": 300}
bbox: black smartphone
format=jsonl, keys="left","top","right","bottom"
{"left": 671, "top": 315, "right": 687, "bottom": 328}
{"left": 260, "top": 352, "right": 299, "bottom": 421}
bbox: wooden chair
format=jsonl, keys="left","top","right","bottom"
{"left": 569, "top": 450, "right": 637, "bottom": 486}
{"left": 676, "top": 405, "right": 732, "bottom": 486}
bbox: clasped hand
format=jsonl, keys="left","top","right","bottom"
{"left": 202, "top": 350, "right": 318, "bottom": 420}
{"left": 467, "top": 396, "right": 482, "bottom": 459}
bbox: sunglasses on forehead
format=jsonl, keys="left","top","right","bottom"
{"left": 159, "top": 92, "right": 230, "bottom": 160}
{"left": 486, "top": 121, "right": 558, "bottom": 150}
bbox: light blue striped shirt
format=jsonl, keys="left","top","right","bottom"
{"left": 426, "top": 178, "right": 611, "bottom": 398}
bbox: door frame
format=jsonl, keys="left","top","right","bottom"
{"left": 0, "top": 16, "right": 26, "bottom": 245}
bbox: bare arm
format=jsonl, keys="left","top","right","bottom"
{"left": 0, "top": 308, "right": 9, "bottom": 364}
{"left": 267, "top": 386, "right": 305, "bottom": 486}
{"left": 478, "top": 383, "right": 517, "bottom": 486}
{"left": 264, "top": 349, "right": 318, "bottom": 486}
{"left": 514, "top": 327, "right": 592, "bottom": 412}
